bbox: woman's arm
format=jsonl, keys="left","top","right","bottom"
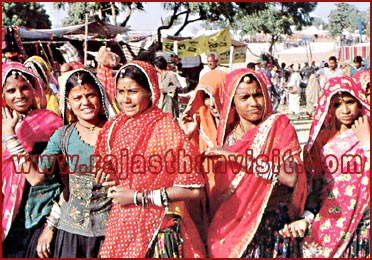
{"left": 107, "top": 186, "right": 201, "bottom": 207}
{"left": 2, "top": 107, "right": 46, "bottom": 185}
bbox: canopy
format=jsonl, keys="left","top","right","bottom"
{"left": 19, "top": 21, "right": 130, "bottom": 40}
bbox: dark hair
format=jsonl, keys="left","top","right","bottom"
{"left": 117, "top": 65, "right": 151, "bottom": 92}
{"left": 328, "top": 56, "right": 337, "bottom": 62}
{"left": 247, "top": 62, "right": 256, "bottom": 69}
{"left": 333, "top": 91, "right": 363, "bottom": 109}
{"left": 66, "top": 71, "right": 100, "bottom": 97}
{"left": 154, "top": 56, "right": 168, "bottom": 70}
{"left": 353, "top": 56, "right": 363, "bottom": 63}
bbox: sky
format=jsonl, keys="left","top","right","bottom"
{"left": 42, "top": 2, "right": 370, "bottom": 32}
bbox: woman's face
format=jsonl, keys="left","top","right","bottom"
{"left": 204, "top": 95, "right": 220, "bottom": 119}
{"left": 233, "top": 79, "right": 265, "bottom": 125}
{"left": 3, "top": 74, "right": 35, "bottom": 114}
{"left": 67, "top": 83, "right": 101, "bottom": 123}
{"left": 116, "top": 77, "right": 152, "bottom": 117}
{"left": 329, "top": 93, "right": 361, "bottom": 128}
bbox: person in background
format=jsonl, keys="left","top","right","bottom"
{"left": 305, "top": 67, "right": 321, "bottom": 119}
{"left": 286, "top": 63, "right": 302, "bottom": 119}
{"left": 95, "top": 46, "right": 120, "bottom": 101}
{"left": 24, "top": 56, "right": 61, "bottom": 116}
{"left": 2, "top": 61, "right": 63, "bottom": 258}
{"left": 154, "top": 56, "right": 181, "bottom": 120}
{"left": 179, "top": 69, "right": 227, "bottom": 245}
{"left": 319, "top": 56, "right": 344, "bottom": 82}
{"left": 199, "top": 52, "right": 222, "bottom": 81}
{"left": 280, "top": 76, "right": 370, "bottom": 258}
{"left": 349, "top": 56, "right": 367, "bottom": 76}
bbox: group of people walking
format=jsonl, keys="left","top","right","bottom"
{"left": 2, "top": 51, "right": 370, "bottom": 258}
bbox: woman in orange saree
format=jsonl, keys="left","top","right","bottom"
{"left": 281, "top": 76, "right": 370, "bottom": 258}
{"left": 94, "top": 60, "right": 206, "bottom": 258}
{"left": 206, "top": 68, "right": 307, "bottom": 258}
{"left": 180, "top": 69, "right": 227, "bottom": 244}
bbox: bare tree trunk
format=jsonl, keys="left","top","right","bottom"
{"left": 120, "top": 5, "right": 132, "bottom": 27}
{"left": 111, "top": 3, "right": 117, "bottom": 26}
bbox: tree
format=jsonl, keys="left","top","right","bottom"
{"left": 328, "top": 3, "right": 355, "bottom": 39}
{"left": 53, "top": 2, "right": 144, "bottom": 27}
{"left": 2, "top": 2, "right": 51, "bottom": 28}
{"left": 157, "top": 2, "right": 267, "bottom": 47}
{"left": 235, "top": 2, "right": 317, "bottom": 55}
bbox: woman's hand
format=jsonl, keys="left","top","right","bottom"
{"left": 352, "top": 115, "right": 370, "bottom": 147}
{"left": 95, "top": 169, "right": 118, "bottom": 187}
{"left": 279, "top": 219, "right": 309, "bottom": 238}
{"left": 107, "top": 186, "right": 134, "bottom": 206}
{"left": 2, "top": 107, "right": 19, "bottom": 137}
{"left": 180, "top": 113, "right": 198, "bottom": 138}
{"left": 36, "top": 227, "right": 54, "bottom": 258}
{"left": 204, "top": 146, "right": 238, "bottom": 158}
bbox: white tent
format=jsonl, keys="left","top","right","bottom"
{"left": 299, "top": 26, "right": 327, "bottom": 37}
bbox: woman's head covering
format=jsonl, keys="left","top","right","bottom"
{"left": 24, "top": 56, "right": 51, "bottom": 88}
{"left": 353, "top": 69, "right": 370, "bottom": 92}
{"left": 183, "top": 69, "right": 226, "bottom": 118}
{"left": 114, "top": 60, "right": 160, "bottom": 106}
{"left": 2, "top": 61, "right": 46, "bottom": 109}
{"left": 58, "top": 68, "right": 116, "bottom": 124}
{"left": 305, "top": 75, "right": 370, "bottom": 156}
{"left": 217, "top": 68, "right": 272, "bottom": 145}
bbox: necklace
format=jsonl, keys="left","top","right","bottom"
{"left": 78, "top": 121, "right": 98, "bottom": 134}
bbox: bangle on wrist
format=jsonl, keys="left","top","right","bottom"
{"left": 299, "top": 210, "right": 314, "bottom": 225}
{"left": 2, "top": 135, "right": 17, "bottom": 145}
{"left": 44, "top": 222, "right": 56, "bottom": 232}
{"left": 133, "top": 190, "right": 139, "bottom": 206}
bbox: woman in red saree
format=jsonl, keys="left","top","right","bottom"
{"left": 2, "top": 61, "right": 63, "bottom": 257}
{"left": 206, "top": 68, "right": 307, "bottom": 258}
{"left": 94, "top": 60, "right": 206, "bottom": 258}
{"left": 281, "top": 76, "right": 370, "bottom": 258}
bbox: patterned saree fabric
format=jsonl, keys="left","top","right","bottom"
{"left": 208, "top": 68, "right": 307, "bottom": 258}
{"left": 302, "top": 76, "right": 370, "bottom": 257}
{"left": 2, "top": 61, "right": 63, "bottom": 240}
{"left": 94, "top": 61, "right": 206, "bottom": 258}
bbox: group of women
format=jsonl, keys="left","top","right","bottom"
{"left": 2, "top": 55, "right": 370, "bottom": 258}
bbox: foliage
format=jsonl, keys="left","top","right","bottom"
{"left": 54, "top": 2, "right": 144, "bottom": 27}
{"left": 235, "top": 2, "right": 317, "bottom": 54}
{"left": 328, "top": 3, "right": 356, "bottom": 38}
{"left": 160, "top": 2, "right": 267, "bottom": 36}
{"left": 2, "top": 2, "right": 51, "bottom": 28}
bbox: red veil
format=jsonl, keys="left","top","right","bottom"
{"left": 95, "top": 61, "right": 205, "bottom": 258}
{"left": 207, "top": 68, "right": 306, "bottom": 258}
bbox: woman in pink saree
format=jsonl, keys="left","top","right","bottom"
{"left": 2, "top": 61, "right": 63, "bottom": 257}
{"left": 206, "top": 68, "right": 307, "bottom": 258}
{"left": 281, "top": 76, "right": 370, "bottom": 258}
